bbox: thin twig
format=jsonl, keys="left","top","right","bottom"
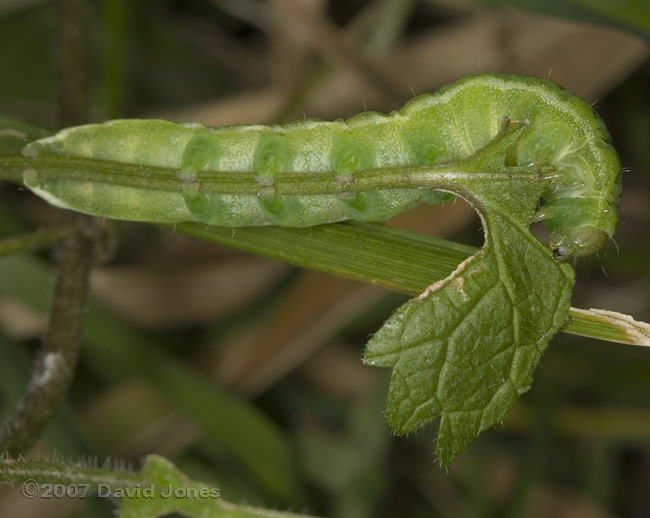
{"left": 0, "top": 224, "right": 77, "bottom": 257}
{"left": 0, "top": 219, "right": 95, "bottom": 455}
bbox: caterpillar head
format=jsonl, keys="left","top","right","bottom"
{"left": 549, "top": 226, "right": 609, "bottom": 260}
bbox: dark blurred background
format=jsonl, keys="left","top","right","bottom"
{"left": 0, "top": 1, "right": 649, "bottom": 517}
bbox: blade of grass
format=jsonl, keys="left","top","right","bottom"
{"left": 173, "top": 221, "right": 650, "bottom": 347}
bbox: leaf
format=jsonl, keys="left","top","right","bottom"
{"left": 363, "top": 121, "right": 575, "bottom": 466}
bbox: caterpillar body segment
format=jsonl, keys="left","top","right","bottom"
{"left": 23, "top": 73, "right": 621, "bottom": 258}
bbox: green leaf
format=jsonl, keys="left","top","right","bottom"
{"left": 364, "top": 121, "right": 575, "bottom": 466}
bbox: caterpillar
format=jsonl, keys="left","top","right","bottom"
{"left": 21, "top": 73, "right": 621, "bottom": 258}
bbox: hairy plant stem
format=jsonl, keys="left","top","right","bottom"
{"left": 0, "top": 455, "right": 319, "bottom": 518}
{"left": 0, "top": 454, "right": 142, "bottom": 487}
{"left": 0, "top": 218, "right": 96, "bottom": 456}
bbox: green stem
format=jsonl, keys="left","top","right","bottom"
{"left": 0, "top": 153, "right": 547, "bottom": 194}
{"left": 0, "top": 455, "right": 142, "bottom": 487}
{"left": 0, "top": 224, "right": 77, "bottom": 257}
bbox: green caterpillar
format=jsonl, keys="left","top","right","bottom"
{"left": 22, "top": 73, "right": 621, "bottom": 258}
